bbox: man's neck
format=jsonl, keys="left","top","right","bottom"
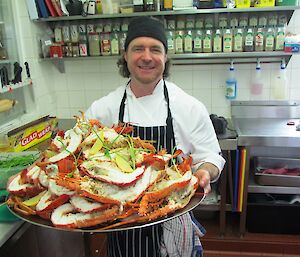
{"left": 130, "top": 79, "right": 161, "bottom": 98}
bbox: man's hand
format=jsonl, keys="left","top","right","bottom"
{"left": 193, "top": 162, "right": 220, "bottom": 194}
{"left": 194, "top": 169, "right": 211, "bottom": 194}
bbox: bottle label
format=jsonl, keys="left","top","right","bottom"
{"left": 245, "top": 33, "right": 253, "bottom": 46}
{"left": 275, "top": 32, "right": 285, "bottom": 50}
{"left": 213, "top": 36, "right": 222, "bottom": 52}
{"left": 234, "top": 34, "right": 243, "bottom": 51}
{"left": 203, "top": 36, "right": 211, "bottom": 51}
{"left": 194, "top": 36, "right": 202, "bottom": 50}
{"left": 184, "top": 35, "right": 193, "bottom": 53}
{"left": 175, "top": 35, "right": 183, "bottom": 53}
{"left": 226, "top": 81, "right": 236, "bottom": 99}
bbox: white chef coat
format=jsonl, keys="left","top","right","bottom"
{"left": 85, "top": 79, "right": 225, "bottom": 175}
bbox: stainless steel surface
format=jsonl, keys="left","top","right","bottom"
{"left": 254, "top": 157, "right": 300, "bottom": 187}
{"left": 219, "top": 138, "right": 237, "bottom": 151}
{"left": 36, "top": 6, "right": 299, "bottom": 22}
{"left": 248, "top": 172, "right": 300, "bottom": 194}
{"left": 232, "top": 101, "right": 300, "bottom": 147}
{"left": 7, "top": 192, "right": 205, "bottom": 233}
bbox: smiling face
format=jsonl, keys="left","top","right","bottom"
{"left": 124, "top": 37, "right": 167, "bottom": 88}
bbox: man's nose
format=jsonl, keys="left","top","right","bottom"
{"left": 141, "top": 49, "right": 152, "bottom": 60}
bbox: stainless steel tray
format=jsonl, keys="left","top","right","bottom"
{"left": 7, "top": 190, "right": 205, "bottom": 233}
{"left": 254, "top": 157, "right": 300, "bottom": 187}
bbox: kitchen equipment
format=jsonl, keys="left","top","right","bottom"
{"left": 254, "top": 156, "right": 300, "bottom": 187}
{"left": 232, "top": 101, "right": 300, "bottom": 147}
{"left": 24, "top": 62, "right": 31, "bottom": 79}
{"left": 66, "top": 0, "right": 83, "bottom": 15}
{"left": 210, "top": 114, "right": 227, "bottom": 135}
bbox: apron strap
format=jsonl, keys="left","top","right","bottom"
{"left": 118, "top": 80, "right": 175, "bottom": 141}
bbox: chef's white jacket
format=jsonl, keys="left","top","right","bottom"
{"left": 85, "top": 79, "right": 226, "bottom": 177}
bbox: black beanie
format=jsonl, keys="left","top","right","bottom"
{"left": 125, "top": 17, "right": 168, "bottom": 53}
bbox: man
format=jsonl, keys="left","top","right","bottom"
{"left": 85, "top": 16, "right": 225, "bottom": 257}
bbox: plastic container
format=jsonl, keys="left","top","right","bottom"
{"left": 276, "top": 0, "right": 297, "bottom": 6}
{"left": 250, "top": 62, "right": 263, "bottom": 95}
{"left": 272, "top": 61, "right": 288, "bottom": 100}
{"left": 225, "top": 64, "right": 237, "bottom": 100}
{"left": 254, "top": 0, "right": 275, "bottom": 7}
{"left": 236, "top": 0, "right": 251, "bottom": 8}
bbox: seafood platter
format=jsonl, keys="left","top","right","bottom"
{"left": 6, "top": 114, "right": 205, "bottom": 232}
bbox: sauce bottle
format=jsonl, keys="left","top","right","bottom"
{"left": 213, "top": 29, "right": 222, "bottom": 53}
{"left": 255, "top": 28, "right": 264, "bottom": 52}
{"left": 223, "top": 29, "right": 233, "bottom": 53}
{"left": 275, "top": 27, "right": 285, "bottom": 51}
{"left": 244, "top": 28, "right": 254, "bottom": 52}
{"left": 175, "top": 30, "right": 184, "bottom": 54}
{"left": 225, "top": 63, "right": 237, "bottom": 100}
{"left": 265, "top": 27, "right": 275, "bottom": 51}
{"left": 203, "top": 29, "right": 212, "bottom": 53}
{"left": 233, "top": 28, "right": 243, "bottom": 52}
{"left": 193, "top": 30, "right": 202, "bottom": 53}
{"left": 184, "top": 30, "right": 193, "bottom": 53}
{"left": 166, "top": 30, "right": 175, "bottom": 54}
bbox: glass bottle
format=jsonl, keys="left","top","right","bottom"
{"left": 223, "top": 28, "right": 233, "bottom": 53}
{"left": 244, "top": 28, "right": 254, "bottom": 52}
{"left": 193, "top": 30, "right": 202, "bottom": 53}
{"left": 175, "top": 30, "right": 184, "bottom": 54}
{"left": 233, "top": 28, "right": 243, "bottom": 52}
{"left": 79, "top": 33, "right": 88, "bottom": 56}
{"left": 166, "top": 30, "right": 175, "bottom": 54}
{"left": 184, "top": 30, "right": 193, "bottom": 53}
{"left": 203, "top": 29, "right": 212, "bottom": 53}
{"left": 265, "top": 27, "right": 275, "bottom": 51}
{"left": 255, "top": 28, "right": 264, "bottom": 51}
{"left": 119, "top": 31, "right": 127, "bottom": 55}
{"left": 111, "top": 31, "right": 119, "bottom": 55}
{"left": 275, "top": 27, "right": 285, "bottom": 51}
{"left": 213, "top": 29, "right": 222, "bottom": 53}
{"left": 101, "top": 32, "right": 111, "bottom": 56}
{"left": 88, "top": 32, "right": 100, "bottom": 56}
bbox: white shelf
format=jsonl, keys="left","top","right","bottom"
{"left": 0, "top": 79, "right": 32, "bottom": 94}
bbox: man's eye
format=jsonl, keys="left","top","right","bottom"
{"left": 152, "top": 48, "right": 163, "bottom": 53}
{"left": 133, "top": 47, "right": 143, "bottom": 52}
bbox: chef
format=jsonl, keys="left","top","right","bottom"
{"left": 85, "top": 16, "right": 225, "bottom": 257}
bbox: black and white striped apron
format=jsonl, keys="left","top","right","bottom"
{"left": 107, "top": 81, "right": 175, "bottom": 257}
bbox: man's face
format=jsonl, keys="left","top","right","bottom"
{"left": 124, "top": 37, "right": 167, "bottom": 85}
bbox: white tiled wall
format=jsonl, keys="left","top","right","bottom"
{"left": 14, "top": 0, "right": 300, "bottom": 121}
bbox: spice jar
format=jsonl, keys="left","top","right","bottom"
{"left": 88, "top": 32, "right": 100, "bottom": 56}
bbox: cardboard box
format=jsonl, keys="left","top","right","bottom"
{"left": 7, "top": 116, "right": 57, "bottom": 152}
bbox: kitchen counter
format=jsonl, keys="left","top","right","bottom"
{"left": 0, "top": 221, "right": 24, "bottom": 247}
{"left": 234, "top": 118, "right": 300, "bottom": 147}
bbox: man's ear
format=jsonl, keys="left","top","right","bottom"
{"left": 124, "top": 52, "right": 128, "bottom": 62}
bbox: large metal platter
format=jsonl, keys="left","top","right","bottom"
{"left": 7, "top": 190, "right": 205, "bottom": 233}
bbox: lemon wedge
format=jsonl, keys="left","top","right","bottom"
{"left": 115, "top": 155, "right": 133, "bottom": 173}
{"left": 22, "top": 191, "right": 46, "bottom": 207}
{"left": 90, "top": 131, "right": 104, "bottom": 155}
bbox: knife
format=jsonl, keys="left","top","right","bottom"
{"left": 24, "top": 62, "right": 31, "bottom": 79}
{"left": 12, "top": 62, "right": 22, "bottom": 84}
